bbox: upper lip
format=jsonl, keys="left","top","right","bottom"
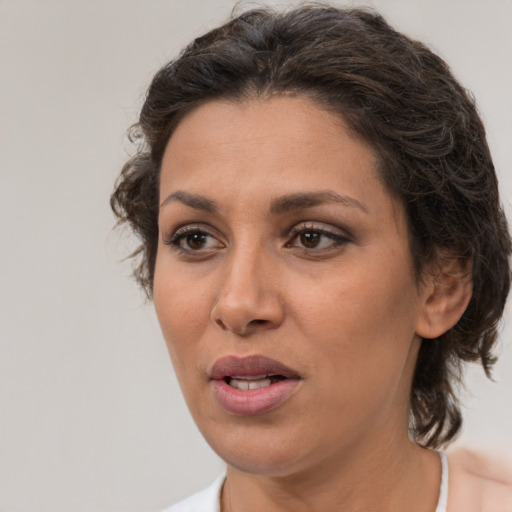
{"left": 209, "top": 355, "right": 301, "bottom": 380}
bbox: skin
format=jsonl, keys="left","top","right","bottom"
{"left": 446, "top": 448, "right": 512, "bottom": 511}
{"left": 153, "top": 96, "right": 470, "bottom": 511}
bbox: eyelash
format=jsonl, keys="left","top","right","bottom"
{"left": 163, "top": 225, "right": 221, "bottom": 252}
{"left": 162, "top": 223, "right": 351, "bottom": 255}
{"left": 286, "top": 224, "right": 351, "bottom": 251}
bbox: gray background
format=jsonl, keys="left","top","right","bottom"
{"left": 1, "top": 0, "right": 511, "bottom": 510}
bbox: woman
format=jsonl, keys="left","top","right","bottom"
{"left": 111, "top": 5, "right": 512, "bottom": 511}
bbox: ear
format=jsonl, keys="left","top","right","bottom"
{"left": 415, "top": 254, "right": 473, "bottom": 339}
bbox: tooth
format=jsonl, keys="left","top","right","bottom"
{"left": 248, "top": 379, "right": 271, "bottom": 390}
{"left": 231, "top": 375, "right": 268, "bottom": 380}
{"left": 229, "top": 378, "right": 272, "bottom": 390}
{"left": 229, "top": 379, "right": 249, "bottom": 390}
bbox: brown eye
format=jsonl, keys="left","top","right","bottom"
{"left": 287, "top": 225, "right": 351, "bottom": 252}
{"left": 164, "top": 227, "right": 223, "bottom": 253}
{"left": 186, "top": 232, "right": 208, "bottom": 250}
{"left": 299, "top": 231, "right": 321, "bottom": 248}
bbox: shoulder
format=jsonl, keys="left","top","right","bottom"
{"left": 161, "top": 474, "right": 225, "bottom": 512}
{"left": 447, "top": 448, "right": 512, "bottom": 512}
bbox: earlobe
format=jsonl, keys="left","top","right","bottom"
{"left": 415, "top": 256, "right": 473, "bottom": 339}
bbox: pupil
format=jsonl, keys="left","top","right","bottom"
{"left": 187, "top": 233, "right": 206, "bottom": 249}
{"left": 300, "top": 232, "right": 320, "bottom": 248}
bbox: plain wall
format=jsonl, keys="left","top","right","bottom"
{"left": 1, "top": 0, "right": 511, "bottom": 510}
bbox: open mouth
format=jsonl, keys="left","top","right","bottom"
{"left": 210, "top": 354, "right": 300, "bottom": 385}
{"left": 225, "top": 374, "right": 287, "bottom": 391}
{"left": 209, "top": 355, "right": 301, "bottom": 415}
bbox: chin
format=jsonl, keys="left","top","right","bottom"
{"left": 217, "top": 444, "right": 306, "bottom": 477}
{"left": 197, "top": 417, "right": 328, "bottom": 478}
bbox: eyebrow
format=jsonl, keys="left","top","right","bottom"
{"left": 270, "top": 190, "right": 368, "bottom": 214}
{"left": 160, "top": 189, "right": 367, "bottom": 214}
{"left": 160, "top": 190, "right": 218, "bottom": 212}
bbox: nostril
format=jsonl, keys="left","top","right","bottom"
{"left": 250, "top": 319, "right": 267, "bottom": 326}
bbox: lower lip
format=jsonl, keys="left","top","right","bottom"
{"left": 210, "top": 379, "right": 301, "bottom": 416}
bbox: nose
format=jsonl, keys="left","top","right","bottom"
{"left": 211, "top": 246, "right": 285, "bottom": 337}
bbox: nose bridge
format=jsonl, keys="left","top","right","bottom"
{"left": 219, "top": 239, "right": 270, "bottom": 309}
{"left": 211, "top": 236, "right": 283, "bottom": 334}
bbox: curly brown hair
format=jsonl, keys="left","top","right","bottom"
{"left": 111, "top": 5, "right": 511, "bottom": 448}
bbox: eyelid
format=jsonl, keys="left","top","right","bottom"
{"left": 285, "top": 221, "right": 353, "bottom": 252}
{"left": 287, "top": 221, "right": 352, "bottom": 240}
{"left": 162, "top": 223, "right": 224, "bottom": 248}
{"left": 161, "top": 220, "right": 352, "bottom": 254}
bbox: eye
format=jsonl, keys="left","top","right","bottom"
{"left": 287, "top": 224, "right": 351, "bottom": 252}
{"left": 298, "top": 231, "right": 324, "bottom": 249}
{"left": 163, "top": 226, "right": 224, "bottom": 253}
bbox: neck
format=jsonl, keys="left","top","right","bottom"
{"left": 222, "top": 435, "right": 441, "bottom": 512}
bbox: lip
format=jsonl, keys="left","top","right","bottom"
{"left": 209, "top": 355, "right": 302, "bottom": 416}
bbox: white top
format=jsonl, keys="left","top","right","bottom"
{"left": 435, "top": 452, "right": 449, "bottom": 512}
{"left": 162, "top": 474, "right": 224, "bottom": 512}
{"left": 163, "top": 452, "right": 449, "bottom": 512}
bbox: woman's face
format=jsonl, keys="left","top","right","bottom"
{"left": 154, "top": 96, "right": 429, "bottom": 476}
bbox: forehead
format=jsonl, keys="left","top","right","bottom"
{"left": 166, "top": 95, "right": 357, "bottom": 148}
{"left": 163, "top": 96, "right": 371, "bottom": 181}
{"left": 159, "top": 95, "right": 402, "bottom": 225}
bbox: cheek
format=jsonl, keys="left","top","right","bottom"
{"left": 153, "top": 259, "right": 212, "bottom": 373}
{"left": 298, "top": 268, "right": 416, "bottom": 338}
{"left": 293, "top": 259, "right": 420, "bottom": 393}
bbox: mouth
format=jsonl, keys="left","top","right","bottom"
{"left": 225, "top": 374, "right": 287, "bottom": 391}
{"left": 209, "top": 355, "right": 301, "bottom": 415}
